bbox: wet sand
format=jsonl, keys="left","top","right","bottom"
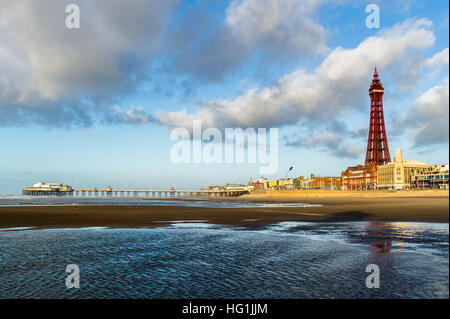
{"left": 0, "top": 190, "right": 448, "bottom": 229}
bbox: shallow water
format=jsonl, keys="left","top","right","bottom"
{"left": 0, "top": 195, "right": 320, "bottom": 208}
{"left": 0, "top": 221, "right": 447, "bottom": 298}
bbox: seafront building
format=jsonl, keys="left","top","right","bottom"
{"left": 268, "top": 180, "right": 278, "bottom": 189}
{"left": 293, "top": 176, "right": 309, "bottom": 189}
{"left": 377, "top": 149, "right": 430, "bottom": 190}
{"left": 277, "top": 178, "right": 294, "bottom": 189}
{"left": 307, "top": 175, "right": 341, "bottom": 190}
{"left": 341, "top": 164, "right": 377, "bottom": 190}
{"left": 251, "top": 175, "right": 341, "bottom": 190}
{"left": 252, "top": 177, "right": 268, "bottom": 190}
{"left": 292, "top": 175, "right": 341, "bottom": 190}
{"left": 411, "top": 164, "right": 449, "bottom": 189}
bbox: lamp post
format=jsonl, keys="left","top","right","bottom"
{"left": 285, "top": 166, "right": 293, "bottom": 189}
{"left": 285, "top": 166, "right": 293, "bottom": 180}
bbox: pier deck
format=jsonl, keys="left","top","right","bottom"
{"left": 24, "top": 188, "right": 248, "bottom": 197}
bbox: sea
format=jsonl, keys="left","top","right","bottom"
{"left": 0, "top": 195, "right": 448, "bottom": 299}
{"left": 0, "top": 194, "right": 321, "bottom": 208}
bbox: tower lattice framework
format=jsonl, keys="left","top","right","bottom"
{"left": 365, "top": 67, "right": 391, "bottom": 165}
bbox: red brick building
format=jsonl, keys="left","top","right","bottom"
{"left": 341, "top": 164, "right": 377, "bottom": 190}
{"left": 252, "top": 182, "right": 265, "bottom": 190}
{"left": 308, "top": 176, "right": 341, "bottom": 190}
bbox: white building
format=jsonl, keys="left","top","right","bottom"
{"left": 377, "top": 149, "right": 430, "bottom": 190}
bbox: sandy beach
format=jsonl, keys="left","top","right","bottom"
{"left": 0, "top": 190, "right": 448, "bottom": 229}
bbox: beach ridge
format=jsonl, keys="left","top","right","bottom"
{"left": 0, "top": 190, "right": 448, "bottom": 229}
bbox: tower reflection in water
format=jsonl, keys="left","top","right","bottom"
{"left": 366, "top": 221, "right": 428, "bottom": 253}
{"left": 367, "top": 222, "right": 394, "bottom": 253}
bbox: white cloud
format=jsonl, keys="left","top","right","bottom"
{"left": 158, "top": 18, "right": 447, "bottom": 158}
{"left": 106, "top": 106, "right": 156, "bottom": 124}
{"left": 424, "top": 48, "right": 450, "bottom": 70}
{"left": 286, "top": 132, "right": 340, "bottom": 148}
{"left": 284, "top": 130, "right": 365, "bottom": 159}
{"left": 168, "top": 0, "right": 329, "bottom": 82}
{"left": 408, "top": 77, "right": 449, "bottom": 146}
{"left": 158, "top": 19, "right": 437, "bottom": 131}
{"left": 0, "top": 0, "right": 178, "bottom": 104}
{"left": 226, "top": 0, "right": 328, "bottom": 55}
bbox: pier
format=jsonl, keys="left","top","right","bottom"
{"left": 23, "top": 182, "right": 249, "bottom": 197}
{"left": 70, "top": 188, "right": 248, "bottom": 198}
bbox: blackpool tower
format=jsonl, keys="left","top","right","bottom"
{"left": 365, "top": 67, "right": 391, "bottom": 165}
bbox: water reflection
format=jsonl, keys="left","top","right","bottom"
{"left": 0, "top": 221, "right": 447, "bottom": 298}
{"left": 367, "top": 222, "right": 394, "bottom": 253}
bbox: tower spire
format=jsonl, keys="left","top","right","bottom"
{"left": 373, "top": 66, "right": 379, "bottom": 81}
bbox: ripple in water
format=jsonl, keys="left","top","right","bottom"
{"left": 0, "top": 222, "right": 447, "bottom": 298}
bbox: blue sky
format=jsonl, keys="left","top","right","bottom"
{"left": 0, "top": 0, "right": 448, "bottom": 194}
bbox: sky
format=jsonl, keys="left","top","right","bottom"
{"left": 0, "top": 0, "right": 448, "bottom": 194}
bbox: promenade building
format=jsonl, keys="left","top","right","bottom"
{"left": 248, "top": 177, "right": 269, "bottom": 190}
{"left": 252, "top": 181, "right": 266, "bottom": 190}
{"left": 277, "top": 178, "right": 294, "bottom": 189}
{"left": 255, "top": 177, "right": 269, "bottom": 189}
{"left": 308, "top": 176, "right": 341, "bottom": 190}
{"left": 268, "top": 180, "right": 278, "bottom": 189}
{"left": 341, "top": 164, "right": 377, "bottom": 190}
{"left": 293, "top": 176, "right": 309, "bottom": 189}
{"left": 377, "top": 149, "right": 430, "bottom": 190}
{"left": 411, "top": 164, "right": 449, "bottom": 189}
